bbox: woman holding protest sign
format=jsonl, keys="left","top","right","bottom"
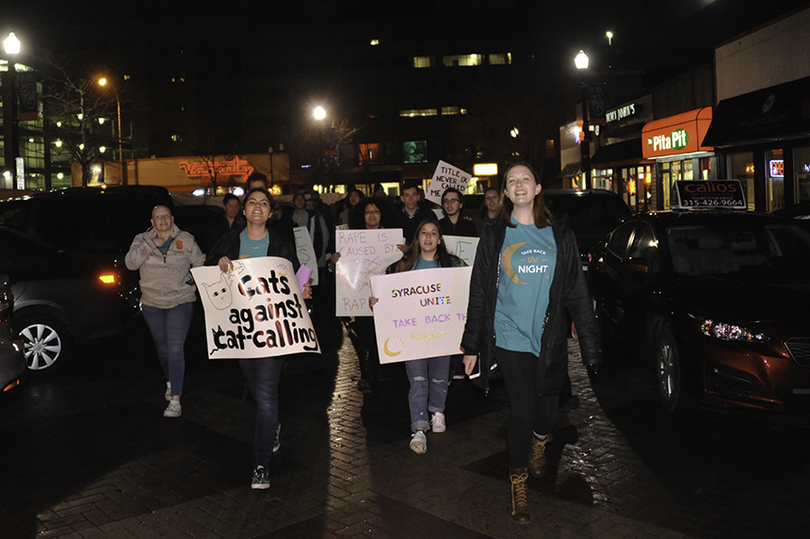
{"left": 331, "top": 196, "right": 397, "bottom": 394}
{"left": 206, "top": 187, "right": 312, "bottom": 490}
{"left": 126, "top": 205, "right": 205, "bottom": 419}
{"left": 460, "top": 162, "right": 601, "bottom": 524}
{"left": 369, "top": 219, "right": 465, "bottom": 454}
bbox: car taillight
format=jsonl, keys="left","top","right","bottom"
{"left": 99, "top": 273, "right": 118, "bottom": 285}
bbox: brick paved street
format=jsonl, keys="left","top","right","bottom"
{"left": 2, "top": 308, "right": 810, "bottom": 539}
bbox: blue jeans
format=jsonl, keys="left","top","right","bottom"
{"left": 238, "top": 357, "right": 285, "bottom": 467}
{"left": 405, "top": 356, "right": 450, "bottom": 432}
{"left": 142, "top": 302, "right": 195, "bottom": 397}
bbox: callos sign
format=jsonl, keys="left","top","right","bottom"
{"left": 673, "top": 180, "right": 746, "bottom": 209}
{"left": 649, "top": 128, "right": 689, "bottom": 152}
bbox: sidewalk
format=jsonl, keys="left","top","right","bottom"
{"left": 4, "top": 317, "right": 805, "bottom": 538}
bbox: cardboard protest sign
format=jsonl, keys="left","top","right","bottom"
{"left": 442, "top": 235, "right": 479, "bottom": 267}
{"left": 370, "top": 266, "right": 472, "bottom": 363}
{"left": 335, "top": 228, "right": 403, "bottom": 317}
{"left": 191, "top": 257, "right": 320, "bottom": 359}
{"left": 425, "top": 160, "right": 472, "bottom": 206}
{"left": 293, "top": 225, "right": 319, "bottom": 286}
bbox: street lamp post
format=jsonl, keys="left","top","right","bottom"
{"left": 3, "top": 32, "right": 21, "bottom": 189}
{"left": 575, "top": 50, "right": 591, "bottom": 190}
{"left": 97, "top": 77, "right": 127, "bottom": 185}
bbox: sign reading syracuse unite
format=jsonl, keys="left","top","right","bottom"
{"left": 371, "top": 266, "right": 472, "bottom": 363}
{"left": 191, "top": 257, "right": 320, "bottom": 359}
{"left": 335, "top": 228, "right": 403, "bottom": 317}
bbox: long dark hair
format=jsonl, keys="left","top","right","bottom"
{"left": 242, "top": 187, "right": 281, "bottom": 222}
{"left": 394, "top": 219, "right": 453, "bottom": 272}
{"left": 495, "top": 161, "right": 551, "bottom": 228}
{"left": 348, "top": 196, "right": 395, "bottom": 230}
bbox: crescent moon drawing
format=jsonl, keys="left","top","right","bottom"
{"left": 383, "top": 337, "right": 402, "bottom": 357}
{"left": 502, "top": 242, "right": 527, "bottom": 285}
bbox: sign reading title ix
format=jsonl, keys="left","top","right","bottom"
{"left": 371, "top": 266, "right": 472, "bottom": 363}
{"left": 425, "top": 160, "right": 471, "bottom": 206}
{"left": 192, "top": 257, "right": 320, "bottom": 359}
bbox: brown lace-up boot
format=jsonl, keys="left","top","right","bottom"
{"left": 528, "top": 433, "right": 553, "bottom": 478}
{"left": 508, "top": 468, "right": 530, "bottom": 524}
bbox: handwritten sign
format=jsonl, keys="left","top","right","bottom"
{"left": 293, "top": 226, "right": 319, "bottom": 286}
{"left": 191, "top": 257, "right": 320, "bottom": 359}
{"left": 370, "top": 266, "right": 472, "bottom": 363}
{"left": 335, "top": 228, "right": 404, "bottom": 316}
{"left": 442, "top": 235, "right": 479, "bottom": 267}
{"left": 426, "top": 160, "right": 472, "bottom": 205}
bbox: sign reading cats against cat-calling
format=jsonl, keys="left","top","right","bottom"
{"left": 191, "top": 257, "right": 320, "bottom": 359}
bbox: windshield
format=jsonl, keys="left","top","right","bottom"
{"left": 665, "top": 222, "right": 810, "bottom": 276}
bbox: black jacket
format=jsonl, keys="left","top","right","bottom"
{"left": 205, "top": 226, "right": 300, "bottom": 273}
{"left": 460, "top": 216, "right": 601, "bottom": 394}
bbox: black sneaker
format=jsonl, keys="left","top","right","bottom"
{"left": 251, "top": 465, "right": 270, "bottom": 490}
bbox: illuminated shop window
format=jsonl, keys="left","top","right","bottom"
{"left": 358, "top": 143, "right": 384, "bottom": 165}
{"left": 403, "top": 141, "right": 427, "bottom": 164}
{"left": 489, "top": 53, "right": 511, "bottom": 65}
{"left": 413, "top": 56, "right": 433, "bottom": 68}
{"left": 399, "top": 109, "right": 437, "bottom": 117}
{"left": 442, "top": 54, "right": 482, "bottom": 67}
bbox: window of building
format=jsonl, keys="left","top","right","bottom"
{"left": 413, "top": 56, "right": 432, "bottom": 68}
{"left": 399, "top": 109, "right": 437, "bottom": 117}
{"left": 358, "top": 143, "right": 384, "bottom": 165}
{"left": 441, "top": 107, "right": 467, "bottom": 115}
{"left": 794, "top": 146, "right": 810, "bottom": 204}
{"left": 766, "top": 148, "right": 785, "bottom": 212}
{"left": 488, "top": 53, "right": 511, "bottom": 65}
{"left": 403, "top": 141, "right": 427, "bottom": 164}
{"left": 442, "top": 54, "right": 482, "bottom": 67}
{"left": 727, "top": 152, "right": 755, "bottom": 211}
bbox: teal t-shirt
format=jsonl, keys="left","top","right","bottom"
{"left": 494, "top": 220, "right": 557, "bottom": 355}
{"left": 412, "top": 256, "right": 440, "bottom": 271}
{"left": 238, "top": 229, "right": 270, "bottom": 259}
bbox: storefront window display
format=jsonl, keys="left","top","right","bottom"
{"left": 728, "top": 152, "right": 755, "bottom": 211}
{"left": 765, "top": 149, "right": 785, "bottom": 211}
{"left": 795, "top": 146, "right": 810, "bottom": 204}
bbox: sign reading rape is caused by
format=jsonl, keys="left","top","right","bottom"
{"left": 335, "top": 228, "right": 403, "bottom": 317}
{"left": 191, "top": 257, "right": 320, "bottom": 359}
{"left": 370, "top": 266, "right": 472, "bottom": 363}
{"left": 425, "top": 160, "right": 471, "bottom": 206}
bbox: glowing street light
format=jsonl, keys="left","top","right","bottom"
{"left": 3, "top": 32, "right": 21, "bottom": 55}
{"left": 606, "top": 31, "right": 614, "bottom": 46}
{"left": 98, "top": 76, "right": 126, "bottom": 184}
{"left": 3, "top": 32, "right": 21, "bottom": 189}
{"left": 313, "top": 105, "right": 326, "bottom": 121}
{"left": 575, "top": 50, "right": 591, "bottom": 190}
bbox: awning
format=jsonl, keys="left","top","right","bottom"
{"left": 702, "top": 76, "right": 810, "bottom": 148}
{"left": 642, "top": 107, "right": 713, "bottom": 159}
{"left": 591, "top": 138, "right": 649, "bottom": 167}
{"left": 556, "top": 161, "right": 581, "bottom": 178}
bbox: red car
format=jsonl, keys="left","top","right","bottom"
{"left": 589, "top": 210, "right": 810, "bottom": 412}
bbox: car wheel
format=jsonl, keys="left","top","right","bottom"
{"left": 655, "top": 326, "right": 696, "bottom": 412}
{"left": 15, "top": 314, "right": 73, "bottom": 371}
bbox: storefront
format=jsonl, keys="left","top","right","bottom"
{"left": 590, "top": 138, "right": 654, "bottom": 212}
{"left": 701, "top": 76, "right": 810, "bottom": 212}
{"left": 641, "top": 107, "right": 716, "bottom": 210}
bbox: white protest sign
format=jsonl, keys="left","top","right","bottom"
{"left": 443, "top": 235, "right": 479, "bottom": 267}
{"left": 425, "top": 160, "right": 472, "bottom": 206}
{"left": 370, "top": 266, "right": 472, "bottom": 363}
{"left": 335, "top": 228, "right": 404, "bottom": 317}
{"left": 191, "top": 257, "right": 320, "bottom": 359}
{"left": 293, "top": 225, "right": 319, "bottom": 286}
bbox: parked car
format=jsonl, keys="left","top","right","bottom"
{"left": 589, "top": 210, "right": 810, "bottom": 412}
{"left": 0, "top": 227, "right": 135, "bottom": 372}
{"left": 773, "top": 202, "right": 810, "bottom": 220}
{"left": 0, "top": 273, "right": 26, "bottom": 395}
{"left": 543, "top": 189, "right": 633, "bottom": 270}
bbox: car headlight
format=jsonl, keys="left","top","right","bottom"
{"left": 700, "top": 319, "right": 770, "bottom": 343}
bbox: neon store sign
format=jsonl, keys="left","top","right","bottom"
{"left": 769, "top": 159, "right": 784, "bottom": 178}
{"left": 179, "top": 156, "right": 255, "bottom": 182}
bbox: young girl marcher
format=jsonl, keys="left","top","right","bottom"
{"left": 460, "top": 162, "right": 601, "bottom": 524}
{"left": 125, "top": 205, "right": 205, "bottom": 418}
{"left": 206, "top": 187, "right": 312, "bottom": 490}
{"left": 370, "top": 219, "right": 465, "bottom": 454}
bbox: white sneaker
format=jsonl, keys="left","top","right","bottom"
{"left": 409, "top": 430, "right": 427, "bottom": 454}
{"left": 164, "top": 400, "right": 181, "bottom": 418}
{"left": 430, "top": 412, "right": 446, "bottom": 433}
{"left": 165, "top": 382, "right": 172, "bottom": 401}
